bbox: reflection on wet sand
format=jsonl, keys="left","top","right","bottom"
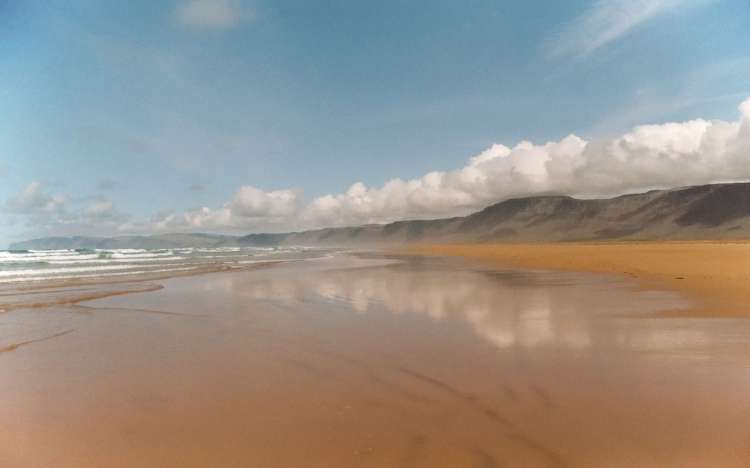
{"left": 228, "top": 258, "right": 703, "bottom": 354}
{"left": 2, "top": 254, "right": 750, "bottom": 467}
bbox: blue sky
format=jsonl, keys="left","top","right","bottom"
{"left": 2, "top": 0, "right": 750, "bottom": 246}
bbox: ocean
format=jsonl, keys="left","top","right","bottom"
{"left": 0, "top": 246, "right": 318, "bottom": 284}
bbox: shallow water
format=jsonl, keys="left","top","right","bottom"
{"left": 1, "top": 253, "right": 750, "bottom": 467}
{"left": 0, "top": 246, "right": 321, "bottom": 284}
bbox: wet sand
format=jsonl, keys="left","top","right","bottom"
{"left": 406, "top": 242, "right": 750, "bottom": 317}
{"left": 2, "top": 253, "right": 750, "bottom": 467}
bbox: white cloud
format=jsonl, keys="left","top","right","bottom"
{"left": 229, "top": 186, "right": 299, "bottom": 219}
{"left": 4, "top": 183, "right": 128, "bottom": 239}
{"left": 84, "top": 199, "right": 115, "bottom": 219}
{"left": 122, "top": 96, "right": 750, "bottom": 235}
{"left": 175, "top": 0, "right": 252, "bottom": 31}
{"left": 546, "top": 0, "right": 704, "bottom": 59}
{"left": 10, "top": 97, "right": 750, "bottom": 239}
{"left": 136, "top": 185, "right": 301, "bottom": 233}
{"left": 6, "top": 182, "right": 66, "bottom": 215}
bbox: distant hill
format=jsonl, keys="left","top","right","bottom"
{"left": 9, "top": 233, "right": 239, "bottom": 250}
{"left": 237, "top": 182, "right": 750, "bottom": 245}
{"left": 11, "top": 182, "right": 750, "bottom": 250}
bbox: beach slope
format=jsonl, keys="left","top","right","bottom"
{"left": 405, "top": 242, "right": 750, "bottom": 317}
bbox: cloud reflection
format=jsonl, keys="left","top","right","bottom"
{"left": 193, "top": 255, "right": 739, "bottom": 361}
{"left": 223, "top": 261, "right": 688, "bottom": 351}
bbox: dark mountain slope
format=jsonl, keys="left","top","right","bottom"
{"left": 12, "top": 182, "right": 750, "bottom": 250}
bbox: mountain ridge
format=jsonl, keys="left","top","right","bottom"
{"left": 10, "top": 182, "right": 750, "bottom": 250}
{"left": 8, "top": 233, "right": 239, "bottom": 250}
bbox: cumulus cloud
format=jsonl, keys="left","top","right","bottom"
{"left": 546, "top": 0, "right": 706, "bottom": 59}
{"left": 137, "top": 96, "right": 750, "bottom": 234}
{"left": 228, "top": 186, "right": 299, "bottom": 218}
{"left": 138, "top": 185, "right": 301, "bottom": 233}
{"left": 6, "top": 181, "right": 66, "bottom": 216}
{"left": 84, "top": 199, "right": 116, "bottom": 219}
{"left": 175, "top": 0, "right": 252, "bottom": 31}
{"left": 4, "top": 182, "right": 127, "bottom": 238}
{"left": 9, "top": 97, "right": 750, "bottom": 238}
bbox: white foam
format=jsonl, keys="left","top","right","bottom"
{"left": 0, "top": 254, "right": 102, "bottom": 263}
{"left": 47, "top": 257, "right": 185, "bottom": 265}
{"left": 0, "top": 264, "right": 146, "bottom": 278}
{"left": 0, "top": 246, "right": 315, "bottom": 283}
{"left": 28, "top": 249, "right": 76, "bottom": 254}
{"left": 0, "top": 266, "right": 200, "bottom": 284}
{"left": 110, "top": 252, "right": 174, "bottom": 259}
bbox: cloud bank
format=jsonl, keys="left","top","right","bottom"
{"left": 6, "top": 97, "right": 750, "bottom": 237}
{"left": 5, "top": 182, "right": 127, "bottom": 239}
{"left": 143, "top": 96, "right": 750, "bottom": 233}
{"left": 6, "top": 181, "right": 67, "bottom": 217}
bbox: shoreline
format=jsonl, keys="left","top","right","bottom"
{"left": 0, "top": 259, "right": 293, "bottom": 313}
{"left": 403, "top": 241, "right": 750, "bottom": 318}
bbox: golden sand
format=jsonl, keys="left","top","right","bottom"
{"left": 3, "top": 255, "right": 750, "bottom": 467}
{"left": 404, "top": 242, "right": 750, "bottom": 317}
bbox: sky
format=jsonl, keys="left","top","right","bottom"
{"left": 2, "top": 0, "right": 750, "bottom": 247}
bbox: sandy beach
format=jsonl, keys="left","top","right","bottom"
{"left": 406, "top": 242, "right": 750, "bottom": 317}
{"left": 8, "top": 2, "right": 750, "bottom": 466}
{"left": 2, "top": 252, "right": 750, "bottom": 467}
